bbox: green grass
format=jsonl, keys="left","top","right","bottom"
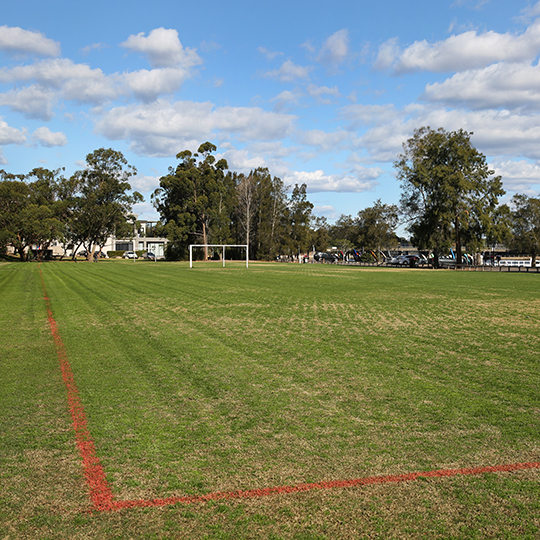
{"left": 1, "top": 260, "right": 539, "bottom": 538}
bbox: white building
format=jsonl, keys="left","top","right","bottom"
{"left": 102, "top": 219, "right": 168, "bottom": 258}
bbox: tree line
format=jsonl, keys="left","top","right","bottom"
{"left": 0, "top": 148, "right": 142, "bottom": 261}
{"left": 1, "top": 130, "right": 539, "bottom": 264}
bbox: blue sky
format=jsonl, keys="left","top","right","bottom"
{"left": 2, "top": 0, "right": 540, "bottom": 224}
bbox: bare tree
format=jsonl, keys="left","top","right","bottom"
{"left": 236, "top": 172, "right": 259, "bottom": 249}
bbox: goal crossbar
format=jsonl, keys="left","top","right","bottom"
{"left": 189, "top": 244, "right": 249, "bottom": 268}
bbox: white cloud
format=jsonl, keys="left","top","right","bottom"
{"left": 490, "top": 159, "right": 540, "bottom": 194}
{"left": 345, "top": 101, "right": 540, "bottom": 164}
{"left": 32, "top": 126, "right": 67, "bottom": 147}
{"left": 0, "top": 58, "right": 193, "bottom": 111}
{"left": 340, "top": 103, "right": 401, "bottom": 127}
{"left": 423, "top": 62, "right": 540, "bottom": 110}
{"left": 264, "top": 60, "right": 312, "bottom": 82}
{"left": 270, "top": 89, "right": 304, "bottom": 111}
{"left": 222, "top": 148, "right": 267, "bottom": 172}
{"left": 0, "top": 117, "right": 26, "bottom": 145}
{"left": 378, "top": 20, "right": 540, "bottom": 74}
{"left": 130, "top": 174, "right": 161, "bottom": 192}
{"left": 121, "top": 28, "right": 202, "bottom": 69}
{"left": 258, "top": 47, "right": 283, "bottom": 60}
{"left": 95, "top": 100, "right": 296, "bottom": 156}
{"left": 285, "top": 168, "right": 379, "bottom": 193}
{"left": 518, "top": 1, "right": 540, "bottom": 22}
{"left": 0, "top": 26, "right": 60, "bottom": 57}
{"left": 0, "top": 59, "right": 120, "bottom": 104}
{"left": 123, "top": 68, "right": 191, "bottom": 102}
{"left": 313, "top": 204, "right": 337, "bottom": 218}
{"left": 297, "top": 129, "right": 349, "bottom": 152}
{"left": 0, "top": 85, "right": 56, "bottom": 120}
{"left": 316, "top": 29, "right": 349, "bottom": 67}
{"left": 306, "top": 84, "right": 340, "bottom": 104}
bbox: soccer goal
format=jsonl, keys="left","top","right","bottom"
{"left": 189, "top": 244, "right": 249, "bottom": 268}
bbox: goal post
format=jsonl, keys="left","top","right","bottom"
{"left": 189, "top": 244, "right": 249, "bottom": 268}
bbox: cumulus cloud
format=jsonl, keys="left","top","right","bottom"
{"left": 377, "top": 20, "right": 540, "bottom": 74}
{"left": 0, "top": 58, "right": 120, "bottom": 104}
{"left": 0, "top": 85, "right": 56, "bottom": 120}
{"left": 0, "top": 26, "right": 60, "bottom": 57}
{"left": 264, "top": 60, "right": 312, "bottom": 82}
{"left": 423, "top": 62, "right": 540, "bottom": 111}
{"left": 221, "top": 148, "right": 267, "bottom": 172}
{"left": 95, "top": 100, "right": 296, "bottom": 156}
{"left": 344, "top": 100, "right": 540, "bottom": 165}
{"left": 130, "top": 174, "right": 161, "bottom": 192}
{"left": 0, "top": 117, "right": 26, "bottom": 145}
{"left": 32, "top": 126, "right": 67, "bottom": 147}
{"left": 285, "top": 168, "right": 380, "bottom": 193}
{"left": 123, "top": 68, "right": 192, "bottom": 102}
{"left": 490, "top": 159, "right": 540, "bottom": 193}
{"left": 121, "top": 28, "right": 202, "bottom": 69}
{"left": 316, "top": 29, "right": 349, "bottom": 67}
{"left": 0, "top": 57, "right": 193, "bottom": 110}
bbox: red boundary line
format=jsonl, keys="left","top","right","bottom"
{"left": 40, "top": 267, "right": 115, "bottom": 511}
{"left": 39, "top": 266, "right": 540, "bottom": 513}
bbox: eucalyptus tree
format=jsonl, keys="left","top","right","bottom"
{"left": 356, "top": 199, "right": 399, "bottom": 258}
{"left": 153, "top": 142, "right": 233, "bottom": 260}
{"left": 71, "top": 148, "right": 142, "bottom": 260}
{"left": 287, "top": 183, "right": 314, "bottom": 254}
{"left": 395, "top": 127, "right": 505, "bottom": 266}
{"left": 0, "top": 168, "right": 68, "bottom": 260}
{"left": 510, "top": 194, "right": 540, "bottom": 267}
{"left": 253, "top": 168, "right": 289, "bottom": 259}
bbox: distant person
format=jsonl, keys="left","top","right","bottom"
{"left": 93, "top": 251, "right": 98, "bottom": 262}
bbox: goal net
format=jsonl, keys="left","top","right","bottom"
{"left": 189, "top": 244, "right": 249, "bottom": 268}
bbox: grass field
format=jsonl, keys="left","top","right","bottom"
{"left": 1, "top": 260, "right": 539, "bottom": 539}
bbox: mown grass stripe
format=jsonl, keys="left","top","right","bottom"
{"left": 39, "top": 265, "right": 114, "bottom": 511}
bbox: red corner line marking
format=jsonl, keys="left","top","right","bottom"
{"left": 39, "top": 266, "right": 540, "bottom": 513}
{"left": 40, "top": 267, "right": 115, "bottom": 511}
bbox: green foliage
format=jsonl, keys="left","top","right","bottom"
{"left": 0, "top": 168, "right": 68, "bottom": 260}
{"left": 395, "top": 127, "right": 505, "bottom": 265}
{"left": 356, "top": 199, "right": 399, "bottom": 252}
{"left": 153, "top": 146, "right": 305, "bottom": 261}
{"left": 70, "top": 148, "right": 142, "bottom": 260}
{"left": 152, "top": 143, "right": 234, "bottom": 260}
{"left": 510, "top": 194, "right": 540, "bottom": 265}
{"left": 328, "top": 201, "right": 399, "bottom": 255}
{"left": 286, "top": 183, "right": 314, "bottom": 252}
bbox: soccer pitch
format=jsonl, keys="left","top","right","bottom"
{"left": 1, "top": 261, "right": 539, "bottom": 538}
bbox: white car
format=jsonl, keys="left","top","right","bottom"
{"left": 123, "top": 251, "right": 138, "bottom": 259}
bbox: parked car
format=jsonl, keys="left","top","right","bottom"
{"left": 314, "top": 252, "right": 338, "bottom": 262}
{"left": 144, "top": 252, "right": 156, "bottom": 259}
{"left": 390, "top": 255, "right": 420, "bottom": 267}
{"left": 123, "top": 251, "right": 138, "bottom": 259}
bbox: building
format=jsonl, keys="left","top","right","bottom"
{"left": 102, "top": 219, "right": 168, "bottom": 258}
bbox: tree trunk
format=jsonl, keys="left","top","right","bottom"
{"left": 454, "top": 217, "right": 462, "bottom": 267}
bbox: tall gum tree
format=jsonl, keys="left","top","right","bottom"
{"left": 395, "top": 127, "right": 505, "bottom": 267}
{"left": 153, "top": 142, "right": 232, "bottom": 260}
{"left": 510, "top": 194, "right": 540, "bottom": 267}
{"left": 71, "top": 148, "right": 142, "bottom": 260}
